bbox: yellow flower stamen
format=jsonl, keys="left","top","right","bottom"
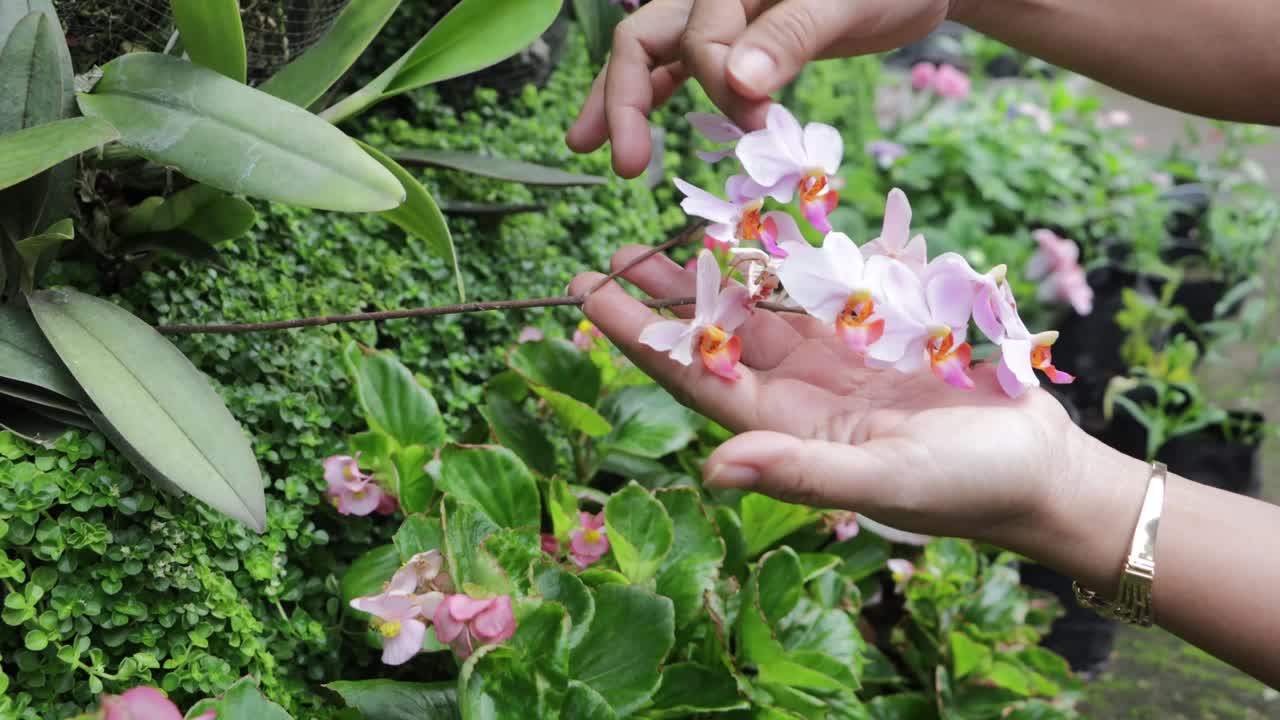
{"left": 583, "top": 528, "right": 601, "bottom": 544}
{"left": 378, "top": 621, "right": 401, "bottom": 639}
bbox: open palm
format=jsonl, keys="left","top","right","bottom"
{"left": 570, "top": 245, "right": 1083, "bottom": 546}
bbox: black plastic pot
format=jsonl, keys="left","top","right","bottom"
{"left": 1051, "top": 266, "right": 1149, "bottom": 411}
{"left": 1162, "top": 183, "right": 1212, "bottom": 243}
{"left": 1157, "top": 411, "right": 1264, "bottom": 496}
{"left": 1019, "top": 562, "right": 1117, "bottom": 677}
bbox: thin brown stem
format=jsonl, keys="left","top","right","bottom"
{"left": 587, "top": 219, "right": 708, "bottom": 294}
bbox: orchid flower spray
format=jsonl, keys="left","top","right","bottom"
{"left": 639, "top": 250, "right": 750, "bottom": 381}
{"left": 735, "top": 104, "right": 843, "bottom": 233}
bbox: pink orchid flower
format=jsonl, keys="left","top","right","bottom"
{"left": 868, "top": 257, "right": 977, "bottom": 390}
{"left": 933, "top": 64, "right": 971, "bottom": 99}
{"left": 434, "top": 594, "right": 517, "bottom": 660}
{"left": 517, "top": 326, "right": 544, "bottom": 343}
{"left": 887, "top": 558, "right": 915, "bottom": 594}
{"left": 100, "top": 687, "right": 194, "bottom": 720}
{"left": 1026, "top": 229, "right": 1094, "bottom": 316}
{"left": 687, "top": 111, "right": 745, "bottom": 162}
{"left": 910, "top": 62, "right": 937, "bottom": 91}
{"left": 573, "top": 319, "right": 604, "bottom": 350}
{"left": 673, "top": 176, "right": 802, "bottom": 256}
{"left": 323, "top": 454, "right": 385, "bottom": 516}
{"left": 639, "top": 250, "right": 751, "bottom": 381}
{"left": 973, "top": 277, "right": 1075, "bottom": 398}
{"left": 350, "top": 550, "right": 453, "bottom": 665}
{"left": 861, "top": 188, "right": 927, "bottom": 272}
{"left": 777, "top": 232, "right": 890, "bottom": 354}
{"left": 734, "top": 104, "right": 842, "bottom": 233}
{"left": 569, "top": 511, "right": 610, "bottom": 568}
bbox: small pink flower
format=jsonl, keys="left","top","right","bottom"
{"left": 972, "top": 275, "right": 1075, "bottom": 399}
{"left": 323, "top": 454, "right": 385, "bottom": 516}
{"left": 541, "top": 533, "right": 560, "bottom": 556}
{"left": 777, "top": 231, "right": 888, "bottom": 355}
{"left": 1026, "top": 229, "right": 1093, "bottom": 316}
{"left": 434, "top": 594, "right": 517, "bottom": 660}
{"left": 351, "top": 550, "right": 453, "bottom": 666}
{"left": 573, "top": 320, "right": 604, "bottom": 350}
{"left": 375, "top": 493, "right": 400, "bottom": 516}
{"left": 734, "top": 104, "right": 842, "bottom": 233}
{"left": 569, "top": 511, "right": 610, "bottom": 568}
{"left": 687, "top": 112, "right": 745, "bottom": 162}
{"left": 910, "top": 62, "right": 937, "bottom": 92}
{"left": 861, "top": 188, "right": 927, "bottom": 272}
{"left": 868, "top": 254, "right": 977, "bottom": 390}
{"left": 887, "top": 558, "right": 915, "bottom": 593}
{"left": 933, "top": 64, "right": 970, "bottom": 99}
{"left": 673, "top": 175, "right": 802, "bottom": 251}
{"left": 517, "top": 326, "right": 544, "bottom": 343}
{"left": 1097, "top": 109, "right": 1132, "bottom": 129}
{"left": 100, "top": 687, "right": 186, "bottom": 720}
{"left": 830, "top": 512, "right": 860, "bottom": 541}
{"left": 639, "top": 250, "right": 750, "bottom": 381}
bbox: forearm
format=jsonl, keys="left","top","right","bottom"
{"left": 1022, "top": 431, "right": 1280, "bottom": 687}
{"left": 953, "top": 0, "right": 1280, "bottom": 125}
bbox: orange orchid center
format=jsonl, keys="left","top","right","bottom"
{"left": 927, "top": 327, "right": 960, "bottom": 361}
{"left": 700, "top": 324, "right": 732, "bottom": 356}
{"left": 1031, "top": 344, "right": 1054, "bottom": 370}
{"left": 800, "top": 173, "right": 829, "bottom": 204}
{"left": 583, "top": 528, "right": 602, "bottom": 544}
{"left": 837, "top": 291, "right": 875, "bottom": 329}
{"left": 735, "top": 202, "right": 765, "bottom": 241}
{"left": 378, "top": 621, "right": 402, "bottom": 639}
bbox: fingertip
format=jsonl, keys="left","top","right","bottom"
{"left": 704, "top": 431, "right": 803, "bottom": 488}
{"left": 568, "top": 271, "right": 609, "bottom": 299}
{"left": 727, "top": 44, "right": 783, "bottom": 100}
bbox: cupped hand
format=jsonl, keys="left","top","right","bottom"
{"left": 570, "top": 245, "right": 1091, "bottom": 551}
{"left": 566, "top": 0, "right": 955, "bottom": 177}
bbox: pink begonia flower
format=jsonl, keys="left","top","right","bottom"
{"left": 673, "top": 176, "right": 803, "bottom": 256}
{"left": 687, "top": 111, "right": 745, "bottom": 162}
{"left": 573, "top": 319, "right": 604, "bottom": 350}
{"left": 541, "top": 533, "right": 560, "bottom": 556}
{"left": 375, "top": 493, "right": 400, "bottom": 516}
{"left": 910, "top": 62, "right": 937, "bottom": 91}
{"left": 830, "top": 511, "right": 860, "bottom": 541}
{"left": 972, "top": 277, "right": 1075, "bottom": 398}
{"left": 434, "top": 594, "right": 517, "bottom": 660}
{"left": 777, "top": 232, "right": 890, "bottom": 354}
{"left": 517, "top": 326, "right": 544, "bottom": 343}
{"left": 887, "top": 558, "right": 915, "bottom": 594}
{"left": 734, "top": 104, "right": 842, "bottom": 233}
{"left": 639, "top": 250, "right": 750, "bottom": 381}
{"left": 868, "top": 257, "right": 977, "bottom": 390}
{"left": 865, "top": 139, "right": 907, "bottom": 169}
{"left": 350, "top": 550, "right": 453, "bottom": 665}
{"left": 569, "top": 511, "right": 610, "bottom": 568}
{"left": 932, "top": 64, "right": 970, "bottom": 99}
{"left": 1026, "top": 229, "right": 1093, "bottom": 316}
{"left": 323, "top": 454, "right": 384, "bottom": 516}
{"left": 861, "top": 188, "right": 927, "bottom": 272}
{"left": 101, "top": 687, "right": 187, "bottom": 720}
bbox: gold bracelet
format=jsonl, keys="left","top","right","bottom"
{"left": 1073, "top": 461, "right": 1167, "bottom": 627}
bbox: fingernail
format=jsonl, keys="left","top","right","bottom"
{"left": 707, "top": 463, "right": 760, "bottom": 489}
{"left": 730, "top": 47, "right": 776, "bottom": 90}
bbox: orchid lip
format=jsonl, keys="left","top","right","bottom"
{"left": 1030, "top": 330, "right": 1060, "bottom": 346}
{"left": 850, "top": 288, "right": 872, "bottom": 303}
{"left": 926, "top": 324, "right": 952, "bottom": 340}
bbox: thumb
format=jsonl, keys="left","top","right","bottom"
{"left": 704, "top": 430, "right": 903, "bottom": 511}
{"left": 726, "top": 0, "right": 860, "bottom": 99}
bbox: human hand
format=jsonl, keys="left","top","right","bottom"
{"left": 569, "top": 244, "right": 1126, "bottom": 560}
{"left": 565, "top": 0, "right": 957, "bottom": 177}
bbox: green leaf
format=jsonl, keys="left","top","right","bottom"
{"left": 479, "top": 390, "right": 556, "bottom": 476}
{"left": 561, "top": 680, "right": 617, "bottom": 720}
{"left": 985, "top": 661, "right": 1033, "bottom": 696}
{"left": 442, "top": 497, "right": 512, "bottom": 596}
{"left": 569, "top": 584, "right": 674, "bottom": 715}
{"left": 29, "top": 288, "right": 265, "bottom": 530}
{"left": 393, "top": 445, "right": 434, "bottom": 513}
{"left": 0, "top": 395, "right": 72, "bottom": 446}
{"left": 713, "top": 506, "right": 748, "bottom": 579}
{"left": 0, "top": 378, "right": 86, "bottom": 419}
{"left": 535, "top": 566, "right": 595, "bottom": 648}
{"left": 535, "top": 388, "right": 612, "bottom": 438}
{"left": 389, "top": 148, "right": 606, "bottom": 186}
{"left": 570, "top": 0, "right": 626, "bottom": 64}
{"left": 326, "top": 679, "right": 460, "bottom": 720}
{"left": 949, "top": 630, "right": 990, "bottom": 679}
{"left": 655, "top": 488, "right": 724, "bottom": 629}
{"left": 604, "top": 482, "right": 673, "bottom": 585}
{"left": 120, "top": 231, "right": 229, "bottom": 271}
{"left": 484, "top": 527, "right": 543, "bottom": 594}
{"left": 394, "top": 514, "right": 444, "bottom": 561}
{"left": 0, "top": 117, "right": 118, "bottom": 192}
{"left": 797, "top": 553, "right": 842, "bottom": 583}
{"left": 741, "top": 493, "right": 818, "bottom": 557}
{"left": 260, "top": 0, "right": 402, "bottom": 108}
{"left": 599, "top": 385, "right": 698, "bottom": 459}
{"left": 459, "top": 646, "right": 549, "bottom": 720}
{"left": 343, "top": 342, "right": 447, "bottom": 451}
{"left": 357, "top": 142, "right": 462, "bottom": 300}
{"left": 831, "top": 531, "right": 891, "bottom": 583}
{"left": 189, "top": 677, "right": 291, "bottom": 720}
{"left": 577, "top": 567, "right": 628, "bottom": 588}
{"left": 437, "top": 444, "right": 540, "bottom": 529}
{"left": 117, "top": 184, "right": 257, "bottom": 244}
{"left": 76, "top": 53, "right": 403, "bottom": 212}
{"left": 340, "top": 545, "right": 400, "bottom": 608}
{"left": 170, "top": 0, "right": 247, "bottom": 82}
{"left": 15, "top": 217, "right": 72, "bottom": 291}
{"left": 756, "top": 548, "right": 805, "bottom": 626}
{"left": 547, "top": 475, "right": 579, "bottom": 540}
{"left": 867, "top": 693, "right": 934, "bottom": 720}
{"left": 0, "top": 12, "right": 61, "bottom": 134}
{"left": 647, "top": 663, "right": 747, "bottom": 718}
{"left": 322, "top": 0, "right": 563, "bottom": 123}
{"left": 0, "top": 304, "right": 86, "bottom": 403}
{"left": 508, "top": 339, "right": 600, "bottom": 405}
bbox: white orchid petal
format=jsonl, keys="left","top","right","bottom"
{"left": 687, "top": 112, "right": 744, "bottom": 142}
{"left": 711, "top": 286, "right": 751, "bottom": 333}
{"left": 802, "top": 122, "right": 843, "bottom": 174}
{"left": 674, "top": 178, "right": 736, "bottom": 224}
{"left": 695, "top": 250, "right": 722, "bottom": 323}
{"left": 639, "top": 319, "right": 690, "bottom": 352}
{"left": 881, "top": 188, "right": 913, "bottom": 251}
{"left": 777, "top": 241, "right": 851, "bottom": 324}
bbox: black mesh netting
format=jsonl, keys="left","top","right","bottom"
{"left": 56, "top": 0, "right": 348, "bottom": 79}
